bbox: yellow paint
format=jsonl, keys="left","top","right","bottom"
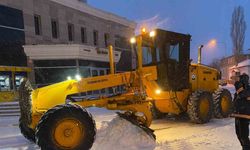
{"left": 199, "top": 98, "right": 209, "bottom": 119}
{"left": 190, "top": 64, "right": 219, "bottom": 92}
{"left": 53, "top": 118, "right": 84, "bottom": 149}
{"left": 0, "top": 91, "right": 18, "bottom": 102}
{"left": 221, "top": 95, "right": 231, "bottom": 114}
{"left": 0, "top": 66, "right": 31, "bottom": 72}
{"left": 26, "top": 30, "right": 221, "bottom": 132}
{"left": 29, "top": 63, "right": 219, "bottom": 129}
{"left": 108, "top": 45, "right": 115, "bottom": 74}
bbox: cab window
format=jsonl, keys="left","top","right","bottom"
{"left": 142, "top": 46, "right": 153, "bottom": 66}
{"left": 169, "top": 43, "right": 180, "bottom": 62}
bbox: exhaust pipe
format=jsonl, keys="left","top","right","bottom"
{"left": 198, "top": 45, "right": 204, "bottom": 64}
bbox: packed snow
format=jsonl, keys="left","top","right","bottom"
{"left": 92, "top": 116, "right": 156, "bottom": 150}
{"left": 0, "top": 84, "right": 244, "bottom": 150}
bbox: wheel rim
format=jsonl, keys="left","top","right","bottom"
{"left": 53, "top": 118, "right": 84, "bottom": 149}
{"left": 199, "top": 98, "right": 210, "bottom": 119}
{"left": 221, "top": 95, "right": 231, "bottom": 114}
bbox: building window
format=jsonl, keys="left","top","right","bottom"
{"left": 115, "top": 35, "right": 130, "bottom": 49}
{"left": 51, "top": 19, "right": 59, "bottom": 39}
{"left": 81, "top": 27, "right": 87, "bottom": 43}
{"left": 93, "top": 30, "right": 98, "bottom": 46}
{"left": 104, "top": 33, "right": 110, "bottom": 47}
{"left": 34, "top": 15, "right": 42, "bottom": 35}
{"left": 68, "top": 23, "right": 74, "bottom": 41}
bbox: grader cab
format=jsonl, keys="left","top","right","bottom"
{"left": 19, "top": 29, "right": 232, "bottom": 150}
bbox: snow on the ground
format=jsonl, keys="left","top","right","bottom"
{"left": 152, "top": 118, "right": 240, "bottom": 150}
{"left": 0, "top": 84, "right": 242, "bottom": 150}
{"left": 90, "top": 84, "right": 240, "bottom": 150}
{"left": 92, "top": 116, "right": 156, "bottom": 150}
{"left": 221, "top": 84, "right": 235, "bottom": 97}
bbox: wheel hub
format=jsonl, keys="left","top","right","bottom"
{"left": 64, "top": 129, "right": 72, "bottom": 137}
{"left": 53, "top": 118, "right": 84, "bottom": 149}
{"left": 221, "top": 96, "right": 230, "bottom": 113}
{"left": 199, "top": 98, "right": 209, "bottom": 119}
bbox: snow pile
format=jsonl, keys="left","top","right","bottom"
{"left": 92, "top": 116, "right": 156, "bottom": 150}
{"left": 154, "top": 121, "right": 240, "bottom": 150}
{"left": 221, "top": 84, "right": 235, "bottom": 94}
{"left": 221, "top": 84, "right": 235, "bottom": 98}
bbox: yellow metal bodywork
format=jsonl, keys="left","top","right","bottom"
{"left": 30, "top": 63, "right": 220, "bottom": 129}
{"left": 190, "top": 63, "right": 219, "bottom": 92}
{"left": 0, "top": 66, "right": 31, "bottom": 72}
{"left": 0, "top": 91, "right": 18, "bottom": 102}
{"left": 27, "top": 31, "right": 220, "bottom": 130}
{"left": 30, "top": 66, "right": 156, "bottom": 128}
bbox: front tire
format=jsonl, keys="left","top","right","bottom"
{"left": 187, "top": 90, "right": 213, "bottom": 124}
{"left": 36, "top": 104, "right": 96, "bottom": 150}
{"left": 213, "top": 88, "right": 233, "bottom": 118}
{"left": 19, "top": 79, "right": 35, "bottom": 142}
{"left": 19, "top": 118, "right": 35, "bottom": 142}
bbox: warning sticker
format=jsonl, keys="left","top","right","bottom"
{"left": 192, "top": 74, "right": 196, "bottom": 80}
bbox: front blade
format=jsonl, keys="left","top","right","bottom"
{"left": 116, "top": 112, "right": 156, "bottom": 140}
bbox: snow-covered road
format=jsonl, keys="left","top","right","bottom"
{"left": 0, "top": 109, "right": 241, "bottom": 150}
{"left": 0, "top": 85, "right": 242, "bottom": 150}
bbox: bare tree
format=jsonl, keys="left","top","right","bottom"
{"left": 231, "top": 6, "right": 247, "bottom": 56}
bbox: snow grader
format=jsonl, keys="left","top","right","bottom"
{"left": 19, "top": 29, "right": 232, "bottom": 150}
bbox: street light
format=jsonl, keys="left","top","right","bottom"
{"left": 207, "top": 39, "right": 217, "bottom": 48}
{"left": 207, "top": 39, "right": 227, "bottom": 57}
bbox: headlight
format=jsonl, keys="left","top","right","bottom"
{"left": 67, "top": 76, "right": 72, "bottom": 80}
{"left": 149, "top": 31, "right": 156, "bottom": 37}
{"left": 75, "top": 74, "right": 81, "bottom": 81}
{"left": 130, "top": 37, "right": 136, "bottom": 44}
{"left": 155, "top": 89, "right": 161, "bottom": 94}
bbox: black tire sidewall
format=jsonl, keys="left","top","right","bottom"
{"left": 19, "top": 118, "right": 35, "bottom": 142}
{"left": 197, "top": 92, "right": 213, "bottom": 122}
{"left": 213, "top": 88, "right": 233, "bottom": 118}
{"left": 188, "top": 91, "right": 213, "bottom": 124}
{"left": 36, "top": 104, "right": 96, "bottom": 150}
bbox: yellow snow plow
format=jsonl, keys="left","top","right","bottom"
{"left": 19, "top": 29, "right": 232, "bottom": 150}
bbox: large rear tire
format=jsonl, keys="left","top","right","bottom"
{"left": 36, "top": 104, "right": 96, "bottom": 150}
{"left": 213, "top": 88, "right": 233, "bottom": 118}
{"left": 187, "top": 90, "right": 213, "bottom": 124}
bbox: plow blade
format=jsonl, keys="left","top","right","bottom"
{"left": 116, "top": 112, "right": 156, "bottom": 140}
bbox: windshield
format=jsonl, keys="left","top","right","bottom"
{"left": 142, "top": 46, "right": 153, "bottom": 66}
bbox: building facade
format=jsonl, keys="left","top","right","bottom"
{"left": 220, "top": 54, "right": 250, "bottom": 82}
{"left": 0, "top": 0, "right": 136, "bottom": 90}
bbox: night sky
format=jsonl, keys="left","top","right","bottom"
{"left": 88, "top": 0, "right": 250, "bottom": 64}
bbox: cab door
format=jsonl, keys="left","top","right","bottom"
{"left": 155, "top": 30, "right": 191, "bottom": 91}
